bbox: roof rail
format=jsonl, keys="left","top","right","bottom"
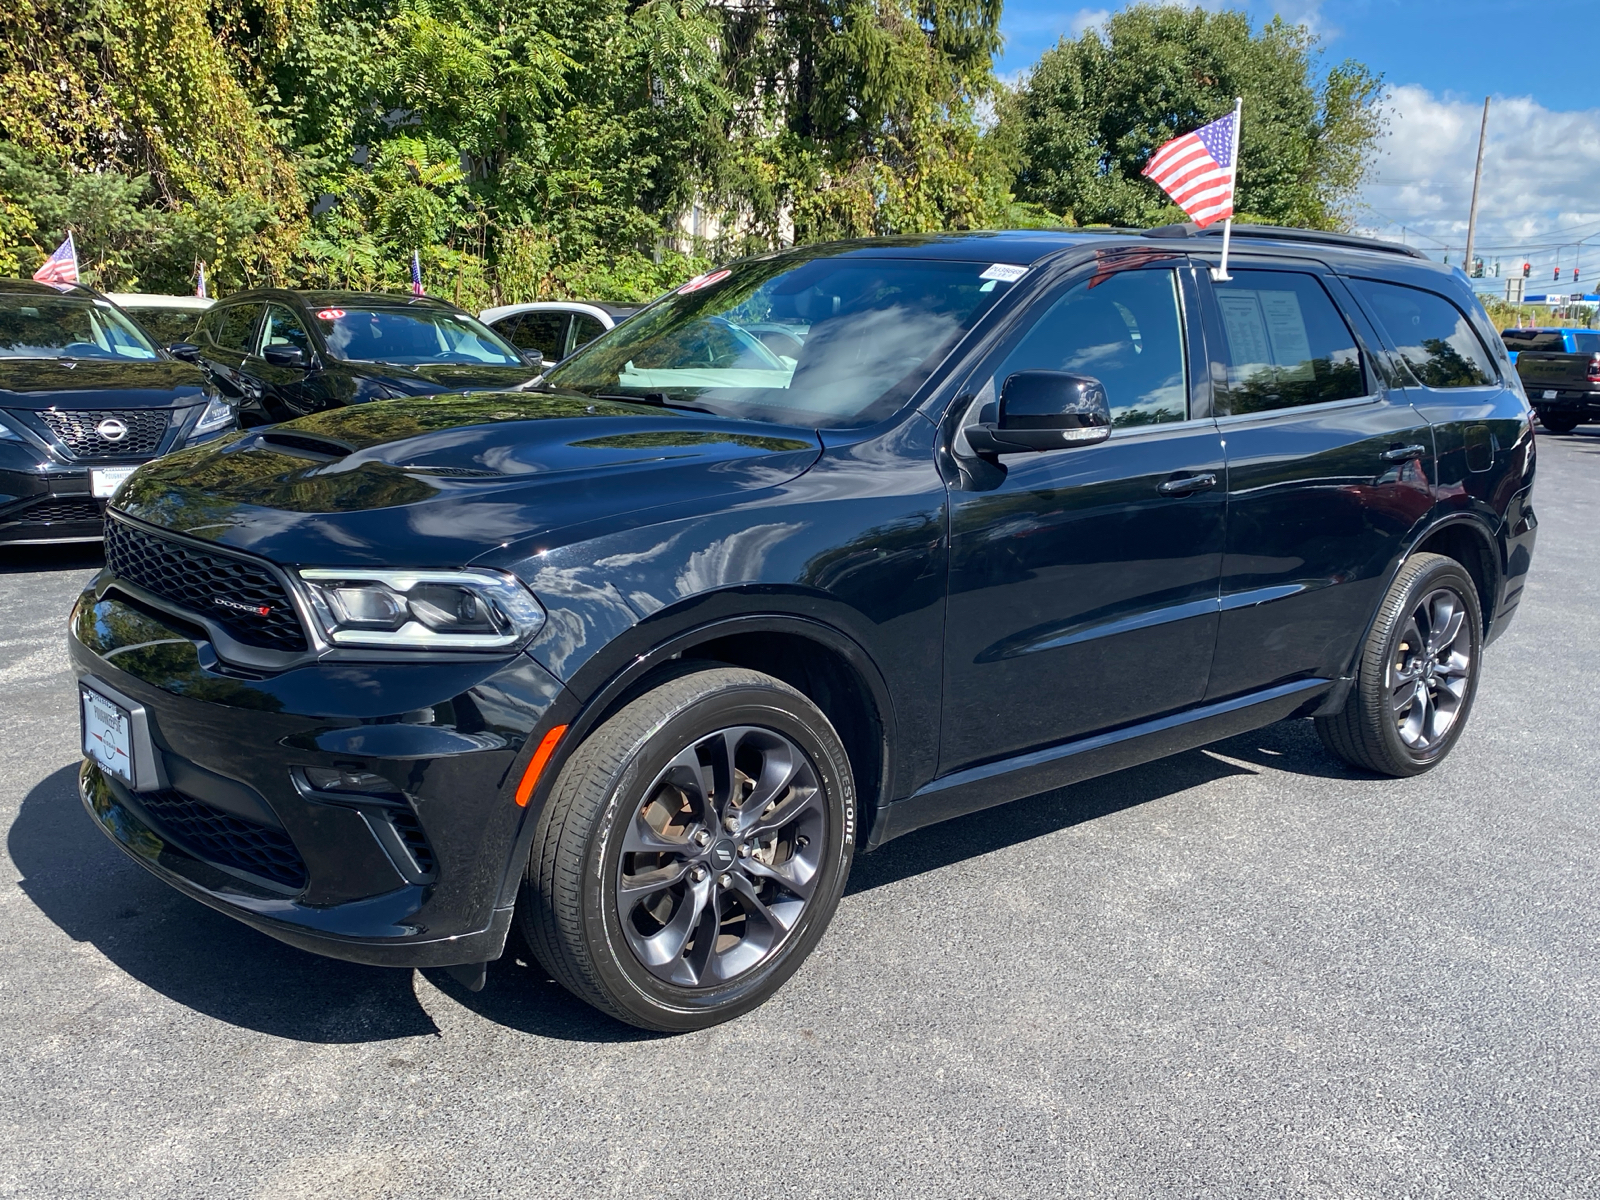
{"left": 1141, "top": 222, "right": 1430, "bottom": 261}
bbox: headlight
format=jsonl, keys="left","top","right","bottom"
{"left": 0, "top": 420, "right": 21, "bottom": 442}
{"left": 297, "top": 568, "right": 545, "bottom": 650}
{"left": 191, "top": 392, "right": 235, "bottom": 437}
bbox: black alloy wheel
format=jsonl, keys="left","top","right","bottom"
{"left": 1316, "top": 552, "right": 1483, "bottom": 776}
{"left": 1539, "top": 412, "right": 1580, "bottom": 434}
{"left": 520, "top": 666, "right": 855, "bottom": 1031}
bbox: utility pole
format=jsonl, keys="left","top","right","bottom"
{"left": 1462, "top": 96, "right": 1490, "bottom": 281}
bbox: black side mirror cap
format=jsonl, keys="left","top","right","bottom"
{"left": 966, "top": 370, "right": 1113, "bottom": 455}
{"left": 167, "top": 342, "right": 201, "bottom": 362}
{"left": 263, "top": 345, "right": 308, "bottom": 368}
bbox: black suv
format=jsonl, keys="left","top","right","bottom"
{"left": 69, "top": 228, "right": 1536, "bottom": 1030}
{"left": 189, "top": 289, "right": 543, "bottom": 425}
{"left": 0, "top": 280, "right": 231, "bottom": 545}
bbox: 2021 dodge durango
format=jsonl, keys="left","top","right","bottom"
{"left": 69, "top": 227, "right": 1537, "bottom": 1030}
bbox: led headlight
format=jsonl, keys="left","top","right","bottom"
{"left": 298, "top": 568, "right": 545, "bottom": 650}
{"left": 191, "top": 392, "right": 235, "bottom": 438}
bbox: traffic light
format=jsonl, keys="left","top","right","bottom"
{"left": 1555, "top": 266, "right": 1561, "bottom": 281}
{"left": 1523, "top": 262, "right": 1531, "bottom": 278}
{"left": 1574, "top": 268, "right": 1581, "bottom": 284}
{"left": 1470, "top": 258, "right": 1484, "bottom": 278}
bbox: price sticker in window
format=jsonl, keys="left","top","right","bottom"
{"left": 980, "top": 264, "right": 1029, "bottom": 283}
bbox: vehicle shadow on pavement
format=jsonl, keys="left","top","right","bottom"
{"left": 847, "top": 718, "right": 1359, "bottom": 895}
{"left": 10, "top": 764, "right": 668, "bottom": 1043}
{"left": 0, "top": 543, "right": 104, "bottom": 575}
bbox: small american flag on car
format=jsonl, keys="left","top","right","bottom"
{"left": 1142, "top": 110, "right": 1237, "bottom": 228}
{"left": 32, "top": 233, "right": 79, "bottom": 286}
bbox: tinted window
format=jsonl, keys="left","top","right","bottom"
{"left": 1353, "top": 280, "right": 1496, "bottom": 388}
{"left": 984, "top": 268, "right": 1188, "bottom": 427}
{"left": 571, "top": 313, "right": 606, "bottom": 349}
{"left": 548, "top": 255, "right": 1015, "bottom": 427}
{"left": 1571, "top": 332, "right": 1600, "bottom": 354}
{"left": 261, "top": 305, "right": 312, "bottom": 355}
{"left": 127, "top": 306, "right": 203, "bottom": 346}
{"left": 317, "top": 307, "right": 521, "bottom": 365}
{"left": 501, "top": 312, "right": 568, "bottom": 360}
{"left": 1212, "top": 271, "right": 1365, "bottom": 414}
{"left": 1501, "top": 329, "right": 1566, "bottom": 353}
{"left": 211, "top": 304, "right": 261, "bottom": 352}
{"left": 0, "top": 295, "right": 158, "bottom": 360}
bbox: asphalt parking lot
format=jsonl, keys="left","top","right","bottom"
{"left": 2, "top": 433, "right": 1596, "bottom": 1200}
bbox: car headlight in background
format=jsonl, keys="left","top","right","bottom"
{"left": 297, "top": 568, "right": 545, "bottom": 650}
{"left": 190, "top": 392, "right": 235, "bottom": 438}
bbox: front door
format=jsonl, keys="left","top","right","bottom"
{"left": 1193, "top": 260, "right": 1437, "bottom": 701}
{"left": 940, "top": 262, "right": 1227, "bottom": 775}
{"left": 252, "top": 304, "right": 318, "bottom": 419}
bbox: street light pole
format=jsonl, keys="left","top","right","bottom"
{"left": 1463, "top": 96, "right": 1490, "bottom": 280}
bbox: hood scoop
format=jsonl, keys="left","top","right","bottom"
{"left": 254, "top": 430, "right": 358, "bottom": 461}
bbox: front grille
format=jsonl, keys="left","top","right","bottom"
{"left": 104, "top": 518, "right": 309, "bottom": 652}
{"left": 137, "top": 788, "right": 308, "bottom": 890}
{"left": 388, "top": 806, "right": 437, "bottom": 876}
{"left": 38, "top": 408, "right": 169, "bottom": 458}
{"left": 12, "top": 497, "right": 103, "bottom": 524}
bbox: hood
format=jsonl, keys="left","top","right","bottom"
{"left": 367, "top": 361, "right": 544, "bottom": 394}
{"left": 113, "top": 391, "right": 822, "bottom": 566}
{"left": 0, "top": 358, "right": 209, "bottom": 410}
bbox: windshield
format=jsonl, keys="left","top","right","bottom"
{"left": 124, "top": 306, "right": 206, "bottom": 347}
{"left": 0, "top": 295, "right": 160, "bottom": 360}
{"left": 545, "top": 254, "right": 1022, "bottom": 427}
{"left": 315, "top": 307, "right": 524, "bottom": 366}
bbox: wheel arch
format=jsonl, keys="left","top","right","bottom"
{"left": 549, "top": 612, "right": 897, "bottom": 849}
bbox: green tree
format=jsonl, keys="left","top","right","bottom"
{"left": 1009, "top": 4, "right": 1385, "bottom": 230}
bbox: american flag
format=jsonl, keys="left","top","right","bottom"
{"left": 33, "top": 233, "right": 79, "bottom": 286}
{"left": 1142, "top": 111, "right": 1237, "bottom": 228}
{"left": 411, "top": 250, "right": 425, "bottom": 297}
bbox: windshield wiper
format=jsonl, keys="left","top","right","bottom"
{"left": 593, "top": 392, "right": 713, "bottom": 415}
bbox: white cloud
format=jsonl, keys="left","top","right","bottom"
{"left": 1356, "top": 86, "right": 1600, "bottom": 277}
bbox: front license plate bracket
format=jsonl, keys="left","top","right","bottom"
{"left": 79, "top": 678, "right": 167, "bottom": 792}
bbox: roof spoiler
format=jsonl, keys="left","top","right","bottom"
{"left": 1141, "top": 222, "right": 1430, "bottom": 261}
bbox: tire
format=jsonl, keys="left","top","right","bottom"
{"left": 1316, "top": 552, "right": 1483, "bottom": 777}
{"left": 520, "top": 666, "right": 855, "bottom": 1031}
{"left": 1539, "top": 412, "right": 1580, "bottom": 434}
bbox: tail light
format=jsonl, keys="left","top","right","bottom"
{"left": 1589, "top": 354, "right": 1600, "bottom": 382}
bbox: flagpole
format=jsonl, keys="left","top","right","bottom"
{"left": 1212, "top": 96, "right": 1243, "bottom": 282}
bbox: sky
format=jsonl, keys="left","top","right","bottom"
{"left": 996, "top": 0, "right": 1600, "bottom": 286}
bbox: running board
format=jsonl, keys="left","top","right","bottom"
{"left": 872, "top": 678, "right": 1331, "bottom": 845}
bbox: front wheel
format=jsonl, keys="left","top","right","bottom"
{"left": 1539, "top": 412, "right": 1580, "bottom": 434}
{"left": 1316, "top": 552, "right": 1483, "bottom": 777}
{"left": 520, "top": 666, "right": 855, "bottom": 1031}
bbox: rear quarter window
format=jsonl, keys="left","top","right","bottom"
{"left": 1353, "top": 280, "right": 1497, "bottom": 388}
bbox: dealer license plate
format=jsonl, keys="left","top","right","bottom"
{"left": 82, "top": 686, "right": 134, "bottom": 784}
{"left": 1543, "top": 390, "right": 1558, "bottom": 400}
{"left": 91, "top": 466, "right": 137, "bottom": 498}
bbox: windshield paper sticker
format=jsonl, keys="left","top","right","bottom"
{"left": 315, "top": 308, "right": 346, "bottom": 320}
{"left": 980, "top": 264, "right": 1029, "bottom": 283}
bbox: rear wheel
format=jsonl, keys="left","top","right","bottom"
{"left": 1316, "top": 552, "right": 1483, "bottom": 777}
{"left": 1539, "top": 412, "right": 1580, "bottom": 434}
{"left": 520, "top": 667, "right": 855, "bottom": 1031}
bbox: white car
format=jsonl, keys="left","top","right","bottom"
{"left": 478, "top": 301, "right": 640, "bottom": 369}
{"left": 105, "top": 293, "right": 214, "bottom": 349}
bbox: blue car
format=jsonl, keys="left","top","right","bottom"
{"left": 1500, "top": 326, "right": 1600, "bottom": 364}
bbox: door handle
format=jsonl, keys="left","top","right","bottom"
{"left": 1157, "top": 472, "right": 1218, "bottom": 496}
{"left": 1381, "top": 444, "right": 1428, "bottom": 462}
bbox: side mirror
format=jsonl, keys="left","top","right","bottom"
{"left": 263, "top": 344, "right": 308, "bottom": 369}
{"left": 167, "top": 342, "right": 201, "bottom": 362}
{"left": 966, "top": 371, "right": 1113, "bottom": 455}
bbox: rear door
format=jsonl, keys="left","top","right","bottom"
{"left": 1194, "top": 258, "right": 1436, "bottom": 702}
{"left": 498, "top": 310, "right": 571, "bottom": 368}
{"left": 940, "top": 259, "right": 1227, "bottom": 772}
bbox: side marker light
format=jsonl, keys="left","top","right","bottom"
{"left": 514, "top": 725, "right": 568, "bottom": 807}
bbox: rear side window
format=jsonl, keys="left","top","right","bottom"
{"left": 1210, "top": 270, "right": 1366, "bottom": 414}
{"left": 571, "top": 313, "right": 606, "bottom": 349}
{"left": 1353, "top": 280, "right": 1496, "bottom": 388}
{"left": 504, "top": 311, "right": 569, "bottom": 360}
{"left": 1571, "top": 332, "right": 1600, "bottom": 354}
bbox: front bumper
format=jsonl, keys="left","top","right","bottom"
{"left": 0, "top": 459, "right": 113, "bottom": 543}
{"left": 70, "top": 584, "right": 574, "bottom": 968}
